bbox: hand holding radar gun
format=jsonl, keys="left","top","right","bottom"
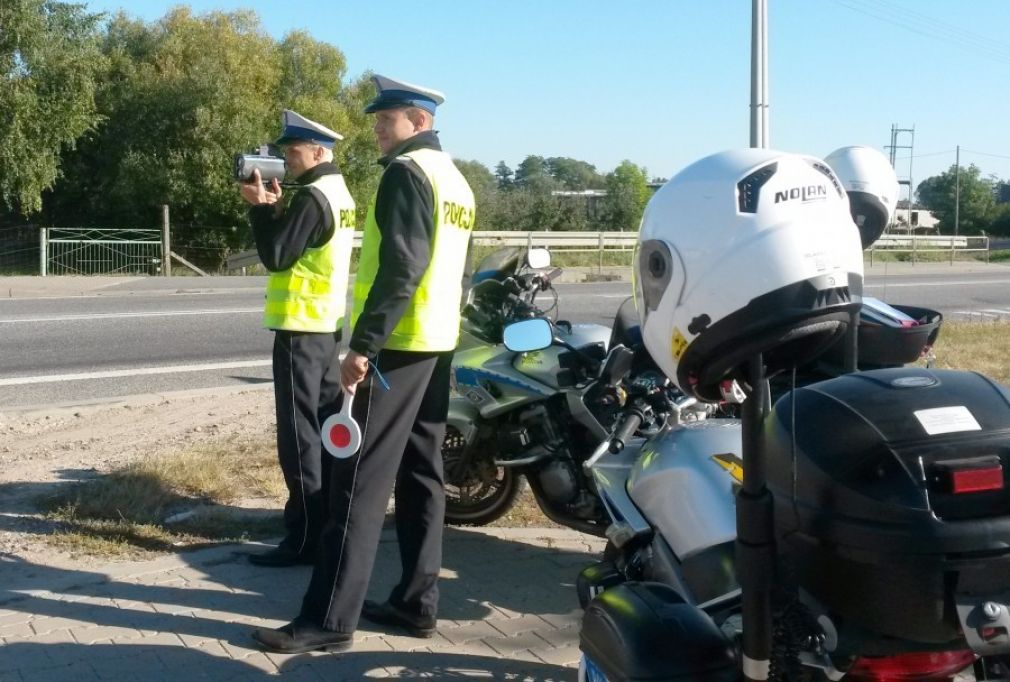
{"left": 234, "top": 145, "right": 292, "bottom": 188}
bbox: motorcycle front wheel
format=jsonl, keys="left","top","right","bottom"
{"left": 442, "top": 424, "right": 524, "bottom": 526}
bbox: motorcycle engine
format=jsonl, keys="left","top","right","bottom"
{"left": 537, "top": 460, "right": 579, "bottom": 504}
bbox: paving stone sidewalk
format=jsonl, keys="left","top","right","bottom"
{"left": 0, "top": 527, "right": 605, "bottom": 681}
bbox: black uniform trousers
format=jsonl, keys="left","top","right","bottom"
{"left": 299, "top": 349, "right": 452, "bottom": 633}
{"left": 272, "top": 330, "right": 343, "bottom": 557}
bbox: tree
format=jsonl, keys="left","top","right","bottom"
{"left": 454, "top": 159, "right": 496, "bottom": 229}
{"left": 513, "top": 155, "right": 557, "bottom": 193}
{"left": 989, "top": 203, "right": 1010, "bottom": 238}
{"left": 0, "top": 0, "right": 106, "bottom": 216}
{"left": 602, "top": 160, "right": 650, "bottom": 231}
{"left": 47, "top": 7, "right": 280, "bottom": 251}
{"left": 44, "top": 8, "right": 381, "bottom": 268}
{"left": 916, "top": 164, "right": 996, "bottom": 235}
{"left": 494, "top": 161, "right": 513, "bottom": 190}
{"left": 546, "top": 157, "right": 604, "bottom": 190}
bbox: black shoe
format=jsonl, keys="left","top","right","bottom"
{"left": 247, "top": 544, "right": 315, "bottom": 567}
{"left": 360, "top": 599, "right": 436, "bottom": 638}
{"left": 252, "top": 617, "right": 352, "bottom": 654}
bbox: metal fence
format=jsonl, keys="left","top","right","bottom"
{"left": 225, "top": 230, "right": 640, "bottom": 271}
{"left": 225, "top": 231, "right": 992, "bottom": 272}
{"left": 42, "top": 227, "right": 164, "bottom": 276}
{"left": 867, "top": 234, "right": 990, "bottom": 264}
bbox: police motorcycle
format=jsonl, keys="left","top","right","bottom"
{"left": 443, "top": 246, "right": 627, "bottom": 532}
{"left": 563, "top": 148, "right": 1010, "bottom": 682}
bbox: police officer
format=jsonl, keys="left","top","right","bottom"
{"left": 253, "top": 76, "right": 474, "bottom": 653}
{"left": 240, "top": 110, "right": 356, "bottom": 567}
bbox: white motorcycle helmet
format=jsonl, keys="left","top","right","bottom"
{"left": 634, "top": 149, "right": 864, "bottom": 401}
{"left": 824, "top": 145, "right": 899, "bottom": 248}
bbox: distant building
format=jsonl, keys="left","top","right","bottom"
{"left": 892, "top": 207, "right": 940, "bottom": 234}
{"left": 997, "top": 182, "right": 1010, "bottom": 204}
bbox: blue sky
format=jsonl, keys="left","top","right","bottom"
{"left": 80, "top": 0, "right": 1010, "bottom": 196}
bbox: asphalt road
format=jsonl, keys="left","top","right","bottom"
{"left": 3, "top": 268, "right": 1010, "bottom": 410}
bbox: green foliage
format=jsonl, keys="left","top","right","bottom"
{"left": 601, "top": 160, "right": 650, "bottom": 231}
{"left": 916, "top": 164, "right": 996, "bottom": 235}
{"left": 41, "top": 8, "right": 384, "bottom": 268}
{"left": 513, "top": 155, "right": 558, "bottom": 193}
{"left": 0, "top": 0, "right": 106, "bottom": 215}
{"left": 454, "top": 159, "right": 496, "bottom": 229}
{"left": 494, "top": 161, "right": 513, "bottom": 189}
{"left": 5, "top": 4, "right": 661, "bottom": 265}
{"left": 546, "top": 157, "right": 604, "bottom": 190}
{"left": 46, "top": 7, "right": 281, "bottom": 261}
{"left": 990, "top": 204, "right": 1010, "bottom": 238}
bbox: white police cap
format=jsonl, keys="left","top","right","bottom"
{"left": 274, "top": 110, "right": 344, "bottom": 149}
{"left": 364, "top": 75, "right": 445, "bottom": 115}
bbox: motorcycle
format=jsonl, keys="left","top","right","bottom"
{"left": 502, "top": 295, "right": 1010, "bottom": 681}
{"left": 442, "top": 246, "right": 629, "bottom": 534}
{"left": 550, "top": 298, "right": 1010, "bottom": 681}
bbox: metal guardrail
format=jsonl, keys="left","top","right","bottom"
{"left": 225, "top": 231, "right": 989, "bottom": 271}
{"left": 225, "top": 231, "right": 638, "bottom": 271}
{"left": 867, "top": 234, "right": 989, "bottom": 264}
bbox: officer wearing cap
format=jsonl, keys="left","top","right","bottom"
{"left": 240, "top": 110, "right": 356, "bottom": 568}
{"left": 253, "top": 76, "right": 474, "bottom": 653}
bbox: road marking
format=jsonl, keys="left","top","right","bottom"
{"left": 0, "top": 360, "right": 272, "bottom": 386}
{"left": 0, "top": 308, "right": 262, "bottom": 323}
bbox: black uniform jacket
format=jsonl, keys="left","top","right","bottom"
{"left": 348, "top": 131, "right": 443, "bottom": 358}
{"left": 249, "top": 162, "right": 342, "bottom": 272}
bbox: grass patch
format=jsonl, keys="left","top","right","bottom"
{"left": 932, "top": 320, "right": 1010, "bottom": 384}
{"left": 40, "top": 435, "right": 285, "bottom": 559}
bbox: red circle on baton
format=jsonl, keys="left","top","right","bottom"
{"left": 322, "top": 392, "right": 361, "bottom": 459}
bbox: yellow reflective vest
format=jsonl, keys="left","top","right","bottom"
{"left": 263, "top": 173, "right": 356, "bottom": 332}
{"left": 352, "top": 148, "right": 475, "bottom": 351}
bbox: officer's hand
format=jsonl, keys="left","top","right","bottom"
{"left": 239, "top": 169, "right": 281, "bottom": 206}
{"left": 341, "top": 351, "right": 371, "bottom": 395}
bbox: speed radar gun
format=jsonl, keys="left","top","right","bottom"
{"left": 576, "top": 148, "right": 1010, "bottom": 681}
{"left": 233, "top": 144, "right": 286, "bottom": 185}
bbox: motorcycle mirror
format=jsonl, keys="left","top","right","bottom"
{"left": 503, "top": 318, "right": 553, "bottom": 352}
{"left": 526, "top": 248, "right": 551, "bottom": 270}
{"left": 600, "top": 345, "right": 636, "bottom": 386}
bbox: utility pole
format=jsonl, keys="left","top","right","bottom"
{"left": 750, "top": 0, "right": 769, "bottom": 148}
{"left": 954, "top": 145, "right": 960, "bottom": 237}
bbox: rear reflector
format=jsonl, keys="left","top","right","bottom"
{"left": 847, "top": 650, "right": 976, "bottom": 681}
{"left": 952, "top": 466, "right": 1004, "bottom": 494}
{"left": 932, "top": 456, "right": 1004, "bottom": 495}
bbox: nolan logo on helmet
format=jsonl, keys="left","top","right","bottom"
{"left": 773, "top": 184, "right": 828, "bottom": 204}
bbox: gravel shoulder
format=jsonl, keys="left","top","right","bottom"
{"left": 0, "top": 388, "right": 276, "bottom": 567}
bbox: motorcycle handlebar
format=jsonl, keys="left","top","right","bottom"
{"left": 609, "top": 410, "right": 644, "bottom": 454}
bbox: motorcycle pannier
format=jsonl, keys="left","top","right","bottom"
{"left": 765, "top": 368, "right": 1010, "bottom": 652}
{"left": 579, "top": 582, "right": 737, "bottom": 681}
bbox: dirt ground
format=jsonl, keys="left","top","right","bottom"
{"left": 0, "top": 388, "right": 276, "bottom": 567}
